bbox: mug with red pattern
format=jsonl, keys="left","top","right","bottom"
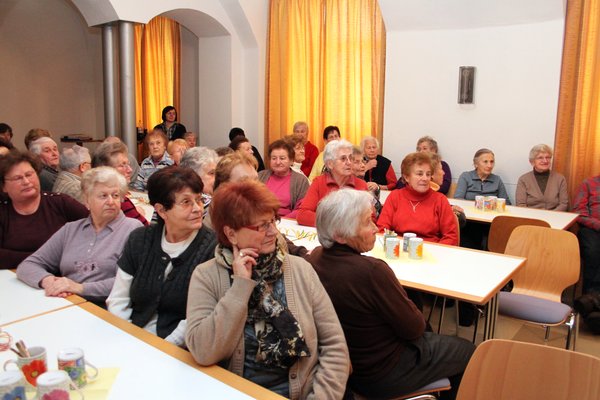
{"left": 3, "top": 346, "right": 48, "bottom": 387}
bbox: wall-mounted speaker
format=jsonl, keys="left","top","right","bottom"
{"left": 458, "top": 66, "right": 475, "bottom": 104}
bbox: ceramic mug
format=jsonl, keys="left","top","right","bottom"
{"left": 3, "top": 346, "right": 48, "bottom": 387}
{"left": 385, "top": 237, "right": 401, "bottom": 259}
{"left": 57, "top": 348, "right": 98, "bottom": 388}
{"left": 35, "top": 370, "right": 84, "bottom": 400}
{"left": 0, "top": 370, "right": 26, "bottom": 400}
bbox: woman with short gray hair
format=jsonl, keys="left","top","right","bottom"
{"left": 309, "top": 188, "right": 474, "bottom": 400}
{"left": 516, "top": 144, "right": 568, "bottom": 210}
{"left": 17, "top": 167, "right": 142, "bottom": 304}
{"left": 361, "top": 136, "right": 397, "bottom": 191}
{"left": 297, "top": 139, "right": 368, "bottom": 227}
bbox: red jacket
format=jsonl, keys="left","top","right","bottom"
{"left": 301, "top": 141, "right": 319, "bottom": 176}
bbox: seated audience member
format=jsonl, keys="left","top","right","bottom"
{"left": 284, "top": 133, "right": 306, "bottom": 175}
{"left": 185, "top": 180, "right": 349, "bottom": 398}
{"left": 180, "top": 146, "right": 219, "bottom": 217}
{"left": 183, "top": 132, "right": 197, "bottom": 148}
{"left": 17, "top": 167, "right": 141, "bottom": 303}
{"left": 573, "top": 174, "right": 600, "bottom": 294}
{"left": 516, "top": 144, "right": 568, "bottom": 210}
{"left": 0, "top": 138, "right": 14, "bottom": 157}
{"left": 107, "top": 166, "right": 217, "bottom": 347}
{"left": 352, "top": 146, "right": 382, "bottom": 217}
{"left": 414, "top": 136, "right": 452, "bottom": 195}
{"left": 24, "top": 128, "right": 51, "bottom": 150}
{"left": 229, "top": 127, "right": 265, "bottom": 171}
{"left": 132, "top": 130, "right": 173, "bottom": 191}
{"left": 378, "top": 152, "right": 458, "bottom": 245}
{"left": 157, "top": 105, "right": 187, "bottom": 141}
{"left": 229, "top": 135, "right": 265, "bottom": 172}
{"left": 454, "top": 148, "right": 509, "bottom": 251}
{"left": 29, "top": 137, "right": 60, "bottom": 191}
{"left": 167, "top": 138, "right": 189, "bottom": 166}
{"left": 297, "top": 139, "right": 368, "bottom": 227}
{"left": 0, "top": 151, "right": 88, "bottom": 269}
{"left": 259, "top": 139, "right": 309, "bottom": 218}
{"left": 0, "top": 123, "right": 13, "bottom": 143}
{"left": 362, "top": 136, "right": 397, "bottom": 190}
{"left": 293, "top": 121, "right": 319, "bottom": 176}
{"left": 308, "top": 125, "right": 341, "bottom": 181}
{"left": 309, "top": 189, "right": 474, "bottom": 400}
{"left": 103, "top": 136, "right": 140, "bottom": 185}
{"left": 52, "top": 145, "right": 91, "bottom": 203}
{"left": 454, "top": 148, "right": 510, "bottom": 202}
{"left": 92, "top": 142, "right": 149, "bottom": 226}
{"left": 215, "top": 146, "right": 234, "bottom": 157}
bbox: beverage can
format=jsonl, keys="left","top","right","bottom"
{"left": 402, "top": 233, "right": 416, "bottom": 252}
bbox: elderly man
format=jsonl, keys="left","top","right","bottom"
{"left": 573, "top": 174, "right": 600, "bottom": 294}
{"left": 30, "top": 136, "right": 60, "bottom": 191}
{"left": 52, "top": 145, "right": 91, "bottom": 203}
{"left": 308, "top": 189, "right": 474, "bottom": 400}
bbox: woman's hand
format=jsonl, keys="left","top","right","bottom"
{"left": 452, "top": 205, "right": 464, "bottom": 213}
{"left": 231, "top": 245, "right": 258, "bottom": 280}
{"left": 365, "top": 158, "right": 377, "bottom": 170}
{"left": 41, "top": 276, "right": 83, "bottom": 298}
{"left": 366, "top": 182, "right": 379, "bottom": 192}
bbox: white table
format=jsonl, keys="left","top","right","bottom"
{"left": 448, "top": 198, "right": 578, "bottom": 230}
{"left": 0, "top": 270, "right": 84, "bottom": 327}
{"left": 277, "top": 218, "right": 319, "bottom": 250}
{"left": 0, "top": 304, "right": 285, "bottom": 399}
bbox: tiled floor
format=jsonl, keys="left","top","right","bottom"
{"left": 425, "top": 302, "right": 600, "bottom": 358}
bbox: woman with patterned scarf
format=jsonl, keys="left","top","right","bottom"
{"left": 186, "top": 180, "right": 349, "bottom": 399}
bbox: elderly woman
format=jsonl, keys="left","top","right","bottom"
{"left": 378, "top": 152, "right": 458, "bottom": 245}
{"left": 29, "top": 136, "right": 60, "bottom": 191}
{"left": 183, "top": 132, "right": 197, "bottom": 148}
{"left": 308, "top": 125, "right": 341, "bottom": 181}
{"left": 454, "top": 148, "right": 510, "bottom": 203}
{"left": 258, "top": 139, "right": 309, "bottom": 218}
{"left": 180, "top": 146, "right": 219, "bottom": 216}
{"left": 285, "top": 133, "right": 306, "bottom": 175}
{"left": 92, "top": 142, "right": 148, "bottom": 226}
{"left": 185, "top": 180, "right": 349, "bottom": 398}
{"left": 415, "top": 136, "right": 452, "bottom": 195}
{"left": 52, "top": 145, "right": 91, "bottom": 203}
{"left": 309, "top": 189, "right": 474, "bottom": 399}
{"left": 132, "top": 130, "right": 174, "bottom": 191}
{"left": 516, "top": 144, "right": 568, "bottom": 210}
{"left": 17, "top": 167, "right": 141, "bottom": 303}
{"left": 102, "top": 136, "right": 140, "bottom": 185}
{"left": 157, "top": 105, "right": 187, "bottom": 141}
{"left": 0, "top": 151, "right": 88, "bottom": 269}
{"left": 297, "top": 139, "right": 368, "bottom": 227}
{"left": 167, "top": 139, "right": 189, "bottom": 166}
{"left": 362, "top": 136, "right": 397, "bottom": 191}
{"left": 107, "top": 166, "right": 217, "bottom": 347}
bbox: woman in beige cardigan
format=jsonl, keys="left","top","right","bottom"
{"left": 185, "top": 180, "right": 349, "bottom": 399}
{"left": 516, "top": 144, "right": 569, "bottom": 211}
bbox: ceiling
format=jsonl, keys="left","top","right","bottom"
{"left": 378, "top": 0, "right": 566, "bottom": 31}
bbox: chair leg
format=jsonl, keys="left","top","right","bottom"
{"left": 544, "top": 326, "right": 550, "bottom": 343}
{"left": 565, "top": 312, "right": 578, "bottom": 351}
{"left": 427, "top": 296, "right": 438, "bottom": 324}
{"left": 437, "top": 297, "right": 447, "bottom": 334}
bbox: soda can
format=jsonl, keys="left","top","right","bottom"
{"left": 496, "top": 198, "right": 506, "bottom": 212}
{"left": 385, "top": 237, "right": 401, "bottom": 259}
{"left": 408, "top": 237, "right": 424, "bottom": 260}
{"left": 475, "top": 195, "right": 484, "bottom": 210}
{"left": 402, "top": 233, "right": 416, "bottom": 252}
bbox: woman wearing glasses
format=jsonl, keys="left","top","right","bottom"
{"left": 186, "top": 180, "right": 349, "bottom": 399}
{"left": 0, "top": 151, "right": 88, "bottom": 269}
{"left": 297, "top": 139, "right": 368, "bottom": 227}
{"left": 516, "top": 144, "right": 568, "bottom": 210}
{"left": 107, "top": 166, "right": 217, "bottom": 347}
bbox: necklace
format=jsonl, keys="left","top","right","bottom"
{"left": 409, "top": 200, "right": 421, "bottom": 213}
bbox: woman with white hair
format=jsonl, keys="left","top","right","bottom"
{"left": 308, "top": 188, "right": 474, "bottom": 400}
{"left": 297, "top": 139, "right": 368, "bottom": 227}
{"left": 516, "top": 144, "right": 568, "bottom": 210}
{"left": 361, "top": 136, "right": 397, "bottom": 190}
{"left": 180, "top": 146, "right": 219, "bottom": 219}
{"left": 17, "top": 167, "right": 142, "bottom": 303}
{"left": 52, "top": 145, "right": 91, "bottom": 203}
{"left": 29, "top": 136, "right": 60, "bottom": 191}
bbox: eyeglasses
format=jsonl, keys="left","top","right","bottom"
{"left": 243, "top": 217, "right": 280, "bottom": 232}
{"left": 4, "top": 170, "right": 37, "bottom": 183}
{"left": 174, "top": 196, "right": 204, "bottom": 210}
{"left": 336, "top": 155, "right": 353, "bottom": 164}
{"left": 535, "top": 156, "right": 552, "bottom": 161}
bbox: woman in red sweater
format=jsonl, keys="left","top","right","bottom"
{"left": 377, "top": 152, "right": 458, "bottom": 245}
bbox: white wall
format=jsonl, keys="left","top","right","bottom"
{"left": 382, "top": 20, "right": 564, "bottom": 202}
{"left": 180, "top": 25, "right": 199, "bottom": 135}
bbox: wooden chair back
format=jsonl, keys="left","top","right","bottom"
{"left": 487, "top": 215, "right": 550, "bottom": 253}
{"left": 457, "top": 339, "right": 600, "bottom": 400}
{"left": 504, "top": 225, "right": 580, "bottom": 302}
{"left": 446, "top": 182, "right": 457, "bottom": 198}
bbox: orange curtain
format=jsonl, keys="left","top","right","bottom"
{"left": 134, "top": 16, "right": 181, "bottom": 131}
{"left": 554, "top": 0, "right": 600, "bottom": 201}
{"left": 266, "top": 0, "right": 385, "bottom": 149}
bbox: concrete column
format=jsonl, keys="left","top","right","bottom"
{"left": 102, "top": 23, "right": 118, "bottom": 137}
{"left": 119, "top": 21, "right": 137, "bottom": 153}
